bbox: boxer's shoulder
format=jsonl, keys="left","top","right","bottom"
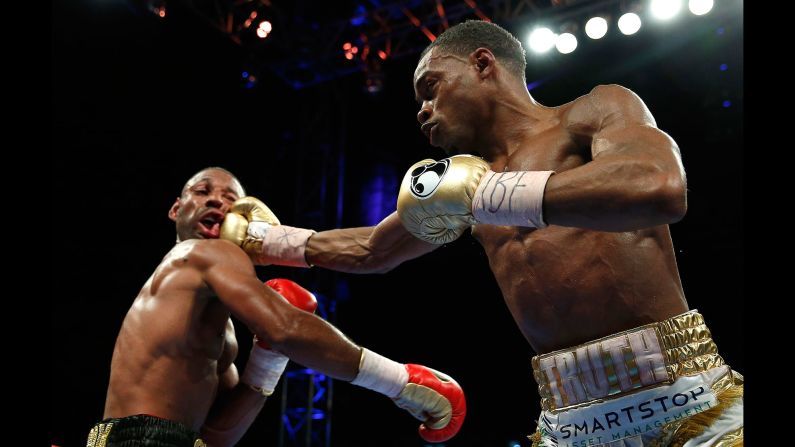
{"left": 163, "top": 239, "right": 246, "bottom": 270}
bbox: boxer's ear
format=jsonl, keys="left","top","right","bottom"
{"left": 470, "top": 48, "right": 496, "bottom": 79}
{"left": 168, "top": 197, "right": 181, "bottom": 221}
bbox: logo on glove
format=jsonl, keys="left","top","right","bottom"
{"left": 409, "top": 158, "right": 450, "bottom": 199}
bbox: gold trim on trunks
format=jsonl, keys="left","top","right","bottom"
{"left": 86, "top": 422, "right": 114, "bottom": 447}
{"left": 532, "top": 310, "right": 725, "bottom": 412}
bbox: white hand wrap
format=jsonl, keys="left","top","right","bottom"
{"left": 251, "top": 224, "right": 316, "bottom": 268}
{"left": 240, "top": 346, "right": 289, "bottom": 396}
{"left": 350, "top": 348, "right": 408, "bottom": 398}
{"left": 472, "top": 170, "right": 555, "bottom": 228}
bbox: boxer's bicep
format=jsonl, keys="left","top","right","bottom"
{"left": 208, "top": 268, "right": 295, "bottom": 343}
{"left": 541, "top": 85, "right": 687, "bottom": 230}
{"left": 196, "top": 243, "right": 296, "bottom": 343}
{"left": 588, "top": 84, "right": 682, "bottom": 170}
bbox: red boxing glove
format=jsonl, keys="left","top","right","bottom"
{"left": 242, "top": 279, "right": 319, "bottom": 395}
{"left": 350, "top": 349, "right": 466, "bottom": 442}
{"left": 265, "top": 278, "right": 318, "bottom": 313}
{"left": 395, "top": 364, "right": 467, "bottom": 443}
{"left": 256, "top": 279, "right": 318, "bottom": 349}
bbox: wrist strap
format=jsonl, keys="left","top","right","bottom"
{"left": 350, "top": 348, "right": 408, "bottom": 398}
{"left": 250, "top": 224, "right": 316, "bottom": 267}
{"left": 472, "top": 170, "right": 554, "bottom": 228}
{"left": 240, "top": 345, "right": 290, "bottom": 396}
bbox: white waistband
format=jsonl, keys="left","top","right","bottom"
{"left": 535, "top": 365, "right": 729, "bottom": 447}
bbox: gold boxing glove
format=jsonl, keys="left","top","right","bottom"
{"left": 220, "top": 196, "right": 281, "bottom": 262}
{"left": 397, "top": 155, "right": 490, "bottom": 245}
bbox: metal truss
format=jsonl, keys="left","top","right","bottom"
{"left": 166, "top": 0, "right": 623, "bottom": 89}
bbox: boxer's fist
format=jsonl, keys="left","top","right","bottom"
{"left": 393, "top": 364, "right": 467, "bottom": 443}
{"left": 397, "top": 155, "right": 489, "bottom": 245}
{"left": 256, "top": 279, "right": 318, "bottom": 350}
{"left": 220, "top": 196, "right": 281, "bottom": 262}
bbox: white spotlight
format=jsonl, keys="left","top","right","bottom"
{"left": 689, "top": 0, "right": 713, "bottom": 15}
{"left": 556, "top": 33, "right": 578, "bottom": 54}
{"left": 258, "top": 20, "right": 272, "bottom": 33}
{"left": 650, "top": 0, "right": 682, "bottom": 20}
{"left": 256, "top": 20, "right": 272, "bottom": 39}
{"left": 528, "top": 27, "right": 557, "bottom": 54}
{"left": 618, "top": 13, "right": 642, "bottom": 35}
{"left": 585, "top": 17, "right": 608, "bottom": 39}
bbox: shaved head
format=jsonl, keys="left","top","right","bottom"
{"left": 182, "top": 167, "right": 245, "bottom": 198}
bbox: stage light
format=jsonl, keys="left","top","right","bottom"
{"left": 343, "top": 42, "right": 359, "bottom": 60}
{"left": 689, "top": 0, "right": 713, "bottom": 15}
{"left": 585, "top": 17, "right": 608, "bottom": 39}
{"left": 650, "top": 0, "right": 682, "bottom": 20}
{"left": 555, "top": 33, "right": 577, "bottom": 54}
{"left": 618, "top": 13, "right": 642, "bottom": 35}
{"left": 256, "top": 20, "right": 272, "bottom": 39}
{"left": 528, "top": 27, "right": 556, "bottom": 54}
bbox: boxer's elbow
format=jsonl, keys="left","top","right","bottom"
{"left": 253, "top": 314, "right": 292, "bottom": 348}
{"left": 649, "top": 171, "right": 687, "bottom": 223}
{"left": 265, "top": 325, "right": 296, "bottom": 353}
{"left": 370, "top": 264, "right": 398, "bottom": 274}
{"left": 267, "top": 312, "right": 325, "bottom": 353}
{"left": 662, "top": 173, "right": 687, "bottom": 222}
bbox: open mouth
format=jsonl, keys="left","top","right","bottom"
{"left": 198, "top": 211, "right": 225, "bottom": 238}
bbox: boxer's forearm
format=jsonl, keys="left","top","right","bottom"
{"left": 543, "top": 146, "right": 686, "bottom": 232}
{"left": 201, "top": 383, "right": 267, "bottom": 447}
{"left": 305, "top": 212, "right": 437, "bottom": 274}
{"left": 305, "top": 227, "right": 399, "bottom": 273}
{"left": 542, "top": 88, "right": 687, "bottom": 231}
